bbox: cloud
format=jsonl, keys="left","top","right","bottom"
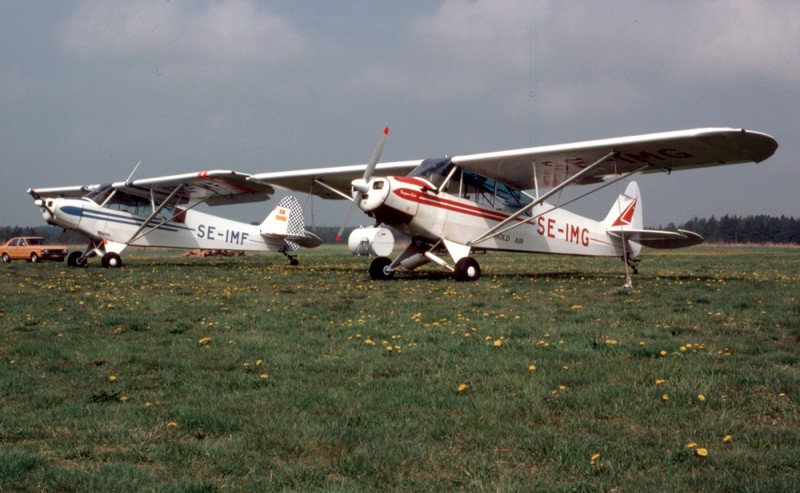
{"left": 58, "top": 0, "right": 308, "bottom": 65}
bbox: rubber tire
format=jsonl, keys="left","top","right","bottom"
{"left": 101, "top": 252, "right": 123, "bottom": 268}
{"left": 369, "top": 257, "right": 394, "bottom": 280}
{"left": 67, "top": 251, "right": 86, "bottom": 268}
{"left": 2, "top": 253, "right": 10, "bottom": 263}
{"left": 454, "top": 257, "right": 481, "bottom": 282}
{"left": 30, "top": 253, "right": 40, "bottom": 263}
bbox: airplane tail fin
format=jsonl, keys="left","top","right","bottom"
{"left": 603, "top": 181, "right": 643, "bottom": 231}
{"left": 602, "top": 181, "right": 642, "bottom": 257}
{"left": 259, "top": 196, "right": 322, "bottom": 250}
{"left": 603, "top": 181, "right": 704, "bottom": 250}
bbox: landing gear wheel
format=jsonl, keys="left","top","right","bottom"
{"left": 30, "top": 253, "right": 40, "bottom": 263}
{"left": 2, "top": 253, "right": 10, "bottom": 263}
{"left": 101, "top": 252, "right": 122, "bottom": 268}
{"left": 369, "top": 256, "right": 394, "bottom": 280}
{"left": 454, "top": 257, "right": 481, "bottom": 282}
{"left": 68, "top": 251, "right": 86, "bottom": 268}
{"left": 288, "top": 255, "right": 299, "bottom": 266}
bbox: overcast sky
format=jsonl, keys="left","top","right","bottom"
{"left": 2, "top": 0, "right": 798, "bottom": 228}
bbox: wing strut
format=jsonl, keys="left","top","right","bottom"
{"left": 469, "top": 150, "right": 618, "bottom": 247}
{"left": 312, "top": 179, "right": 353, "bottom": 202}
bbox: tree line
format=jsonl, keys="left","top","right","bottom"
{"left": 662, "top": 215, "right": 800, "bottom": 245}
{"left": 3, "top": 215, "right": 799, "bottom": 245}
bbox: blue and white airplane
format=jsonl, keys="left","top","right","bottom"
{"left": 29, "top": 170, "right": 321, "bottom": 268}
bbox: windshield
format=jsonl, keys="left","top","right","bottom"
{"left": 460, "top": 170, "right": 532, "bottom": 211}
{"left": 85, "top": 185, "right": 115, "bottom": 205}
{"left": 408, "top": 158, "right": 454, "bottom": 189}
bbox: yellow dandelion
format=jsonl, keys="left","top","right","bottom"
{"left": 457, "top": 384, "right": 468, "bottom": 392}
{"left": 493, "top": 339, "right": 502, "bottom": 347}
{"left": 260, "top": 374, "right": 268, "bottom": 380}
{"left": 697, "top": 394, "right": 706, "bottom": 402}
{"left": 695, "top": 448, "right": 708, "bottom": 457}
{"left": 661, "top": 394, "right": 669, "bottom": 401}
{"left": 528, "top": 365, "right": 536, "bottom": 372}
{"left": 660, "top": 350, "right": 668, "bottom": 356}
{"left": 686, "top": 442, "right": 698, "bottom": 449}
{"left": 255, "top": 359, "right": 263, "bottom": 366}
{"left": 591, "top": 453, "right": 601, "bottom": 461}
{"left": 655, "top": 379, "right": 666, "bottom": 385}
{"left": 198, "top": 337, "right": 211, "bottom": 346}
{"left": 108, "top": 375, "right": 117, "bottom": 382}
{"left": 167, "top": 422, "right": 177, "bottom": 428}
{"left": 723, "top": 435, "right": 733, "bottom": 444}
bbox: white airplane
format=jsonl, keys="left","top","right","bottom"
{"left": 249, "top": 127, "right": 778, "bottom": 282}
{"left": 28, "top": 170, "right": 321, "bottom": 268}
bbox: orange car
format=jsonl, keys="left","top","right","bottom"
{"left": 1, "top": 236, "right": 68, "bottom": 263}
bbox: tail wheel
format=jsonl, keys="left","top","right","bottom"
{"left": 68, "top": 251, "right": 86, "bottom": 268}
{"left": 101, "top": 252, "right": 122, "bottom": 268}
{"left": 369, "top": 256, "right": 394, "bottom": 280}
{"left": 454, "top": 257, "right": 481, "bottom": 282}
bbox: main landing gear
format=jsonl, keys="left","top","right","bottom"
{"left": 67, "top": 239, "right": 123, "bottom": 269}
{"left": 368, "top": 242, "right": 482, "bottom": 282}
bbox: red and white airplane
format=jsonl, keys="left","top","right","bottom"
{"left": 249, "top": 127, "right": 778, "bottom": 282}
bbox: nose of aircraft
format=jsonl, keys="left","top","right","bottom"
{"left": 355, "top": 177, "right": 390, "bottom": 213}
{"left": 44, "top": 198, "right": 81, "bottom": 228}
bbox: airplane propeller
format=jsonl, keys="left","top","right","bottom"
{"left": 336, "top": 127, "right": 389, "bottom": 242}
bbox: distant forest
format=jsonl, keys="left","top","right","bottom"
{"left": 2, "top": 215, "right": 799, "bottom": 245}
{"left": 660, "top": 215, "right": 800, "bottom": 245}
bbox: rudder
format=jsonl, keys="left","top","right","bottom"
{"left": 603, "top": 181, "right": 642, "bottom": 231}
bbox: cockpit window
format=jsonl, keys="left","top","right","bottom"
{"left": 408, "top": 158, "right": 454, "bottom": 189}
{"left": 409, "top": 158, "right": 532, "bottom": 212}
{"left": 460, "top": 170, "right": 532, "bottom": 211}
{"left": 88, "top": 186, "right": 174, "bottom": 221}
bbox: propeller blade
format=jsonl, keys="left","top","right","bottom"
{"left": 363, "top": 127, "right": 389, "bottom": 182}
{"left": 336, "top": 127, "right": 389, "bottom": 242}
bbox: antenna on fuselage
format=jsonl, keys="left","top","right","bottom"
{"left": 126, "top": 160, "right": 143, "bottom": 183}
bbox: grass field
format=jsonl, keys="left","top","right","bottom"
{"left": 1, "top": 245, "right": 798, "bottom": 491}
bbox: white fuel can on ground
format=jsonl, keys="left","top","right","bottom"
{"left": 348, "top": 226, "right": 395, "bottom": 257}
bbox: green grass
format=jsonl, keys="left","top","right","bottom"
{"left": 1, "top": 245, "right": 798, "bottom": 491}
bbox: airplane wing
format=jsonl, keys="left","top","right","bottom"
{"left": 249, "top": 161, "right": 421, "bottom": 199}
{"left": 113, "top": 170, "right": 275, "bottom": 206}
{"left": 247, "top": 128, "right": 777, "bottom": 198}
{"left": 31, "top": 170, "right": 275, "bottom": 206}
{"left": 28, "top": 184, "right": 102, "bottom": 198}
{"left": 451, "top": 128, "right": 778, "bottom": 190}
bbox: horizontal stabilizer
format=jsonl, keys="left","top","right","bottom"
{"left": 608, "top": 228, "right": 704, "bottom": 249}
{"left": 287, "top": 232, "right": 322, "bottom": 249}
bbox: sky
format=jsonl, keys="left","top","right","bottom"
{"left": 2, "top": 0, "right": 798, "bottom": 229}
